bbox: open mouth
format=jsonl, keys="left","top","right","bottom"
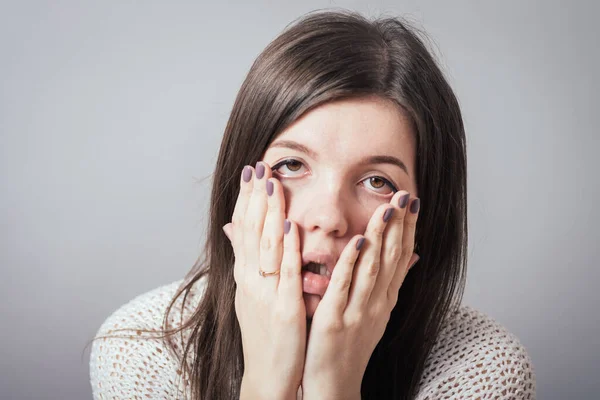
{"left": 302, "top": 262, "right": 332, "bottom": 278}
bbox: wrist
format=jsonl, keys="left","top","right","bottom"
{"left": 240, "top": 374, "right": 299, "bottom": 400}
{"left": 301, "top": 380, "right": 360, "bottom": 400}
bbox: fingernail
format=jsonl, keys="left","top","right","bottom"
{"left": 284, "top": 219, "right": 291, "bottom": 234}
{"left": 356, "top": 237, "right": 365, "bottom": 251}
{"left": 266, "top": 180, "right": 274, "bottom": 196}
{"left": 398, "top": 193, "right": 410, "bottom": 208}
{"left": 383, "top": 207, "right": 394, "bottom": 223}
{"left": 410, "top": 198, "right": 420, "bottom": 214}
{"left": 256, "top": 162, "right": 265, "bottom": 179}
{"left": 242, "top": 166, "right": 252, "bottom": 183}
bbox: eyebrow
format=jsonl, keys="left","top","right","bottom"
{"left": 270, "top": 139, "right": 409, "bottom": 175}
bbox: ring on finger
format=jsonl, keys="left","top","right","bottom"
{"left": 258, "top": 267, "right": 280, "bottom": 277}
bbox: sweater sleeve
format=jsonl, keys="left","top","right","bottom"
{"left": 89, "top": 279, "right": 203, "bottom": 399}
{"left": 415, "top": 306, "right": 536, "bottom": 399}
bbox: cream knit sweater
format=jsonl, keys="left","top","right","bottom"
{"left": 89, "top": 277, "right": 536, "bottom": 399}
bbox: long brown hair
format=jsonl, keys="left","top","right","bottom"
{"left": 165, "top": 9, "right": 468, "bottom": 399}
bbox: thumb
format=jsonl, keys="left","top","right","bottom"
{"left": 408, "top": 253, "right": 420, "bottom": 270}
{"left": 222, "top": 223, "right": 233, "bottom": 241}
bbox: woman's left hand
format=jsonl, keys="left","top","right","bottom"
{"left": 300, "top": 190, "right": 420, "bottom": 400}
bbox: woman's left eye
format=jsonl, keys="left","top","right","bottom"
{"left": 362, "top": 176, "right": 398, "bottom": 195}
{"left": 272, "top": 159, "right": 306, "bottom": 176}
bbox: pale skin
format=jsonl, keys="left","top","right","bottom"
{"left": 223, "top": 95, "right": 420, "bottom": 399}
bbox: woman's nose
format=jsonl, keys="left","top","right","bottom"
{"left": 300, "top": 185, "right": 349, "bottom": 237}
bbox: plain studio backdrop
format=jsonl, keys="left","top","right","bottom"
{"left": 1, "top": 1, "right": 598, "bottom": 399}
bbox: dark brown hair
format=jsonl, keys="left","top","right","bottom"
{"left": 164, "top": 9, "right": 467, "bottom": 400}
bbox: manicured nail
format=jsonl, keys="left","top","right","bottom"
{"left": 356, "top": 237, "right": 365, "bottom": 251}
{"left": 284, "top": 219, "right": 291, "bottom": 234}
{"left": 266, "top": 180, "right": 274, "bottom": 196}
{"left": 242, "top": 166, "right": 252, "bottom": 183}
{"left": 398, "top": 193, "right": 410, "bottom": 208}
{"left": 410, "top": 198, "right": 420, "bottom": 214}
{"left": 383, "top": 207, "right": 394, "bottom": 222}
{"left": 256, "top": 162, "right": 265, "bottom": 179}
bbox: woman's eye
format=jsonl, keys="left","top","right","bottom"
{"left": 272, "top": 159, "right": 305, "bottom": 175}
{"left": 362, "top": 176, "right": 398, "bottom": 195}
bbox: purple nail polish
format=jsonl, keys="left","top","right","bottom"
{"left": 284, "top": 219, "right": 291, "bottom": 234}
{"left": 410, "top": 198, "right": 420, "bottom": 214}
{"left": 356, "top": 237, "right": 365, "bottom": 251}
{"left": 266, "top": 180, "right": 274, "bottom": 196}
{"left": 399, "top": 193, "right": 410, "bottom": 208}
{"left": 242, "top": 166, "right": 252, "bottom": 183}
{"left": 256, "top": 163, "right": 265, "bottom": 179}
{"left": 383, "top": 207, "right": 394, "bottom": 222}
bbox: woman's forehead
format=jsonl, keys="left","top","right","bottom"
{"left": 267, "top": 97, "right": 416, "bottom": 169}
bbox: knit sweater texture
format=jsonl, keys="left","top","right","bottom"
{"left": 89, "top": 277, "right": 536, "bottom": 399}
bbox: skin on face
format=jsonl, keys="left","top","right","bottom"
{"left": 262, "top": 95, "right": 418, "bottom": 317}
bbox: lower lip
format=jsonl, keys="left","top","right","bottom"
{"left": 301, "top": 269, "right": 330, "bottom": 297}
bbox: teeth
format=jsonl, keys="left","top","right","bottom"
{"left": 319, "top": 265, "right": 328, "bottom": 276}
{"left": 304, "top": 263, "right": 331, "bottom": 278}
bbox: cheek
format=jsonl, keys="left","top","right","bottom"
{"left": 354, "top": 191, "right": 387, "bottom": 228}
{"left": 281, "top": 182, "right": 384, "bottom": 233}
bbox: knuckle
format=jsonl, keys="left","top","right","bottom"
{"left": 249, "top": 218, "right": 263, "bottom": 234}
{"left": 280, "top": 263, "right": 299, "bottom": 280}
{"left": 371, "top": 224, "right": 385, "bottom": 236}
{"left": 322, "top": 317, "right": 345, "bottom": 334}
{"left": 389, "top": 245, "right": 402, "bottom": 261}
{"left": 260, "top": 236, "right": 273, "bottom": 253}
{"left": 393, "top": 211, "right": 405, "bottom": 223}
{"left": 346, "top": 313, "right": 364, "bottom": 328}
{"left": 405, "top": 217, "right": 417, "bottom": 230}
{"left": 332, "top": 275, "right": 352, "bottom": 292}
{"left": 366, "top": 261, "right": 380, "bottom": 277}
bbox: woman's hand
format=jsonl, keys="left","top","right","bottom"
{"left": 300, "top": 190, "right": 420, "bottom": 399}
{"left": 224, "top": 162, "right": 306, "bottom": 400}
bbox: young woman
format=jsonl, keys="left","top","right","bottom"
{"left": 90, "top": 10, "right": 536, "bottom": 399}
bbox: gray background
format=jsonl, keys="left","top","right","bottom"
{"left": 1, "top": 0, "right": 598, "bottom": 399}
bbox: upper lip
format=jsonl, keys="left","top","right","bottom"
{"left": 301, "top": 251, "right": 337, "bottom": 274}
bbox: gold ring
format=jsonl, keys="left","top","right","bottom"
{"left": 258, "top": 268, "right": 280, "bottom": 277}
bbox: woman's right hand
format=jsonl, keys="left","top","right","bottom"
{"left": 223, "top": 161, "right": 306, "bottom": 400}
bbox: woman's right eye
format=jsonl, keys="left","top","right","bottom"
{"left": 272, "top": 159, "right": 306, "bottom": 176}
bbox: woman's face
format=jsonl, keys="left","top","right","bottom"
{"left": 262, "top": 95, "right": 418, "bottom": 318}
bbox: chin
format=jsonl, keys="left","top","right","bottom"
{"left": 303, "top": 293, "right": 322, "bottom": 319}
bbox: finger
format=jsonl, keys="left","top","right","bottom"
{"left": 223, "top": 223, "right": 233, "bottom": 242}
{"left": 346, "top": 203, "right": 395, "bottom": 311}
{"left": 278, "top": 219, "right": 303, "bottom": 303}
{"left": 408, "top": 253, "right": 420, "bottom": 271}
{"left": 371, "top": 191, "right": 410, "bottom": 301}
{"left": 259, "top": 177, "right": 286, "bottom": 283}
{"left": 243, "top": 161, "right": 272, "bottom": 276}
{"left": 320, "top": 235, "right": 365, "bottom": 315}
{"left": 232, "top": 165, "right": 254, "bottom": 279}
{"left": 389, "top": 197, "right": 420, "bottom": 300}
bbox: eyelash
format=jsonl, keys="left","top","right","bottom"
{"left": 271, "top": 159, "right": 399, "bottom": 194}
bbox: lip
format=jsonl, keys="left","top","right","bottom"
{"left": 301, "top": 251, "right": 337, "bottom": 275}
